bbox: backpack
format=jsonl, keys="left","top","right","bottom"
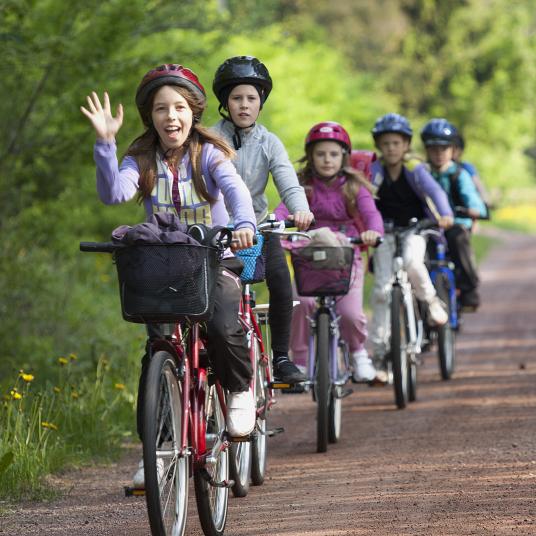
{"left": 445, "top": 164, "right": 466, "bottom": 209}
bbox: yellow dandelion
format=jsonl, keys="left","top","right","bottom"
{"left": 58, "top": 357, "right": 68, "bottom": 366}
{"left": 53, "top": 386, "right": 61, "bottom": 393}
{"left": 69, "top": 353, "right": 77, "bottom": 361}
{"left": 71, "top": 391, "right": 79, "bottom": 399}
{"left": 114, "top": 383, "right": 125, "bottom": 390}
{"left": 19, "top": 372, "right": 34, "bottom": 382}
{"left": 41, "top": 421, "right": 58, "bottom": 431}
{"left": 10, "top": 389, "right": 22, "bottom": 400}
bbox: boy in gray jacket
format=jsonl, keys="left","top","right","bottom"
{"left": 212, "top": 56, "right": 314, "bottom": 383}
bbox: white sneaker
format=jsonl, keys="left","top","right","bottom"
{"left": 351, "top": 349, "right": 377, "bottom": 382}
{"left": 226, "top": 389, "right": 255, "bottom": 437}
{"left": 295, "top": 364, "right": 307, "bottom": 376}
{"left": 132, "top": 457, "right": 165, "bottom": 489}
{"left": 428, "top": 297, "right": 448, "bottom": 326}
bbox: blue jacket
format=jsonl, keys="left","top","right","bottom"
{"left": 370, "top": 160, "right": 453, "bottom": 220}
{"left": 430, "top": 161, "right": 487, "bottom": 228}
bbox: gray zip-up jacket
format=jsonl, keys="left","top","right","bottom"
{"left": 213, "top": 119, "right": 309, "bottom": 223}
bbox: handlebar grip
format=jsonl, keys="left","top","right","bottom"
{"left": 454, "top": 206, "right": 490, "bottom": 221}
{"left": 349, "top": 236, "right": 383, "bottom": 247}
{"left": 79, "top": 241, "right": 116, "bottom": 253}
{"left": 416, "top": 218, "right": 438, "bottom": 231}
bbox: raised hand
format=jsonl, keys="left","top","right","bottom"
{"left": 80, "top": 91, "right": 123, "bottom": 142}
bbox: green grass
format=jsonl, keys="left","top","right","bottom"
{"left": 0, "top": 355, "right": 137, "bottom": 502}
{"left": 489, "top": 203, "right": 536, "bottom": 234}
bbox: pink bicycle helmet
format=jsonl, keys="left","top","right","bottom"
{"left": 135, "top": 64, "right": 206, "bottom": 124}
{"left": 305, "top": 121, "right": 351, "bottom": 152}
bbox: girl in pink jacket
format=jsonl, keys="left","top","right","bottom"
{"left": 275, "top": 122, "right": 384, "bottom": 383}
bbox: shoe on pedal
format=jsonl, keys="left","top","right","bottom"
{"left": 227, "top": 389, "right": 255, "bottom": 437}
{"left": 428, "top": 296, "right": 448, "bottom": 326}
{"left": 351, "top": 349, "right": 377, "bottom": 383}
{"left": 132, "top": 457, "right": 165, "bottom": 489}
{"left": 273, "top": 357, "right": 306, "bottom": 383}
{"left": 460, "top": 289, "right": 480, "bottom": 309}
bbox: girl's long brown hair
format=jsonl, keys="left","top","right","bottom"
{"left": 297, "top": 145, "right": 360, "bottom": 217}
{"left": 125, "top": 85, "right": 234, "bottom": 204}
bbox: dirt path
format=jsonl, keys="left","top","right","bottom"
{"left": 1, "top": 228, "right": 535, "bottom": 536}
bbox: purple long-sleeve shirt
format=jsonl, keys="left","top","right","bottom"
{"left": 93, "top": 140, "right": 256, "bottom": 232}
{"left": 274, "top": 175, "right": 384, "bottom": 237}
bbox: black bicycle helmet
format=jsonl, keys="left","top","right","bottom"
{"left": 420, "top": 118, "right": 458, "bottom": 146}
{"left": 212, "top": 56, "right": 272, "bottom": 107}
{"left": 371, "top": 113, "right": 413, "bottom": 140}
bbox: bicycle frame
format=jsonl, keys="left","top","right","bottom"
{"left": 150, "top": 322, "right": 230, "bottom": 470}
{"left": 389, "top": 229, "right": 423, "bottom": 356}
{"left": 428, "top": 237, "right": 459, "bottom": 330}
{"left": 238, "top": 283, "right": 274, "bottom": 418}
{"left": 306, "top": 297, "right": 352, "bottom": 387}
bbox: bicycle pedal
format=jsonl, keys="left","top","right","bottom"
{"left": 269, "top": 381, "right": 292, "bottom": 389}
{"left": 225, "top": 432, "right": 252, "bottom": 443}
{"left": 461, "top": 305, "right": 478, "bottom": 313}
{"left": 281, "top": 384, "right": 306, "bottom": 394}
{"left": 199, "top": 467, "right": 235, "bottom": 488}
{"left": 124, "top": 486, "right": 145, "bottom": 497}
{"left": 335, "top": 388, "right": 353, "bottom": 399}
{"left": 265, "top": 427, "right": 285, "bottom": 437}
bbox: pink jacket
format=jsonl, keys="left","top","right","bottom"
{"left": 274, "top": 174, "right": 384, "bottom": 238}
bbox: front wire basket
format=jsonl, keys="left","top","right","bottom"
{"left": 114, "top": 243, "right": 220, "bottom": 323}
{"left": 290, "top": 245, "right": 355, "bottom": 297}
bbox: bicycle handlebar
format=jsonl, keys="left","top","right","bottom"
{"left": 348, "top": 236, "right": 383, "bottom": 247}
{"left": 384, "top": 218, "right": 438, "bottom": 235}
{"left": 454, "top": 206, "right": 490, "bottom": 221}
{"left": 80, "top": 241, "right": 118, "bottom": 253}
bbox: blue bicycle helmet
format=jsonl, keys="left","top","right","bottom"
{"left": 371, "top": 113, "right": 413, "bottom": 140}
{"left": 420, "top": 118, "right": 458, "bottom": 146}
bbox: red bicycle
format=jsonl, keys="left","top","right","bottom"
{"left": 227, "top": 218, "right": 302, "bottom": 497}
{"left": 81, "top": 232, "right": 237, "bottom": 536}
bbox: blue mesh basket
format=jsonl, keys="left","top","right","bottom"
{"left": 235, "top": 233, "right": 266, "bottom": 283}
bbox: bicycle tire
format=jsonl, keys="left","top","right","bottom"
{"left": 316, "top": 312, "right": 330, "bottom": 453}
{"left": 251, "top": 338, "right": 268, "bottom": 485}
{"left": 194, "top": 383, "right": 229, "bottom": 536}
{"left": 328, "top": 389, "right": 342, "bottom": 443}
{"left": 143, "top": 350, "right": 189, "bottom": 536}
{"left": 229, "top": 440, "right": 251, "bottom": 498}
{"left": 435, "top": 273, "right": 456, "bottom": 380}
{"left": 407, "top": 296, "right": 419, "bottom": 403}
{"left": 390, "top": 286, "right": 409, "bottom": 409}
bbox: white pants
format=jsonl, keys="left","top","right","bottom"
{"left": 369, "top": 233, "right": 436, "bottom": 357}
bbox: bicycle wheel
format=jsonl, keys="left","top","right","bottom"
{"left": 194, "top": 383, "right": 229, "bottom": 536}
{"left": 390, "top": 286, "right": 409, "bottom": 409}
{"left": 316, "top": 311, "right": 330, "bottom": 453}
{"left": 328, "top": 389, "right": 342, "bottom": 443}
{"left": 143, "top": 350, "right": 188, "bottom": 536}
{"left": 407, "top": 297, "right": 419, "bottom": 403}
{"left": 229, "top": 440, "right": 251, "bottom": 497}
{"left": 435, "top": 273, "right": 456, "bottom": 380}
{"left": 251, "top": 338, "right": 268, "bottom": 485}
